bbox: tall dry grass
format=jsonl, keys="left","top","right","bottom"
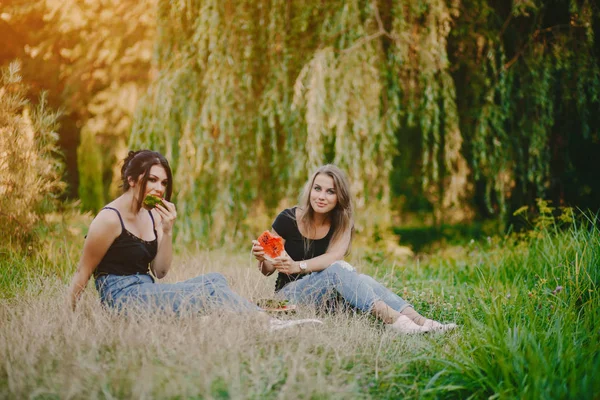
{"left": 1, "top": 250, "right": 441, "bottom": 399}
{"left": 0, "top": 248, "right": 440, "bottom": 398}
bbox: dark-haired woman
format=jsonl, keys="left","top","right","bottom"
{"left": 252, "top": 164, "right": 456, "bottom": 334}
{"left": 69, "top": 150, "right": 320, "bottom": 331}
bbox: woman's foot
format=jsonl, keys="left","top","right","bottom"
{"left": 422, "top": 319, "right": 458, "bottom": 332}
{"left": 269, "top": 318, "right": 323, "bottom": 332}
{"left": 388, "top": 315, "right": 430, "bottom": 334}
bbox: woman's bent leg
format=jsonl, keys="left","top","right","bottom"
{"left": 281, "top": 261, "right": 384, "bottom": 312}
{"left": 96, "top": 273, "right": 260, "bottom": 315}
{"left": 278, "top": 264, "right": 430, "bottom": 333}
{"left": 354, "top": 273, "right": 412, "bottom": 313}
{"left": 278, "top": 271, "right": 339, "bottom": 309}
{"left": 177, "top": 272, "right": 261, "bottom": 313}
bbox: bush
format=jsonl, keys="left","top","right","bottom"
{"left": 0, "top": 61, "right": 66, "bottom": 248}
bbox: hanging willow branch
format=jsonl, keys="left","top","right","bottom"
{"left": 129, "top": 0, "right": 599, "bottom": 241}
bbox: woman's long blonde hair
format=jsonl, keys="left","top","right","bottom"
{"left": 297, "top": 164, "right": 354, "bottom": 254}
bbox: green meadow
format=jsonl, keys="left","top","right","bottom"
{"left": 2, "top": 1, "right": 600, "bottom": 398}
{"left": 1, "top": 210, "right": 598, "bottom": 399}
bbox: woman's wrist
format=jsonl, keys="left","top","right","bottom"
{"left": 298, "top": 261, "right": 308, "bottom": 273}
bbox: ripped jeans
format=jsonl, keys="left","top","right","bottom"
{"left": 95, "top": 273, "right": 261, "bottom": 315}
{"left": 278, "top": 261, "right": 411, "bottom": 313}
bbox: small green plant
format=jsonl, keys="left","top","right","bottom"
{"left": 513, "top": 198, "right": 575, "bottom": 234}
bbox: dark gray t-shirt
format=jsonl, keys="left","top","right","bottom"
{"left": 271, "top": 207, "right": 333, "bottom": 291}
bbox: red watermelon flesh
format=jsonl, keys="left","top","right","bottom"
{"left": 257, "top": 231, "right": 284, "bottom": 259}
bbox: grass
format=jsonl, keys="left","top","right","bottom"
{"left": 0, "top": 213, "right": 599, "bottom": 399}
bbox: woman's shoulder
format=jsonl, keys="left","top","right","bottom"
{"left": 279, "top": 207, "right": 297, "bottom": 218}
{"left": 272, "top": 207, "right": 299, "bottom": 235}
{"left": 275, "top": 207, "right": 299, "bottom": 223}
{"left": 89, "top": 207, "right": 123, "bottom": 236}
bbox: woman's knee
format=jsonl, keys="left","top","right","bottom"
{"left": 325, "top": 261, "right": 356, "bottom": 276}
{"left": 318, "top": 261, "right": 356, "bottom": 285}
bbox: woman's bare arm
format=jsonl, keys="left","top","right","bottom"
{"left": 68, "top": 211, "right": 120, "bottom": 309}
{"left": 150, "top": 199, "right": 177, "bottom": 279}
{"left": 271, "top": 228, "right": 352, "bottom": 275}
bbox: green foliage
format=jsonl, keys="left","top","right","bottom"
{"left": 4, "top": 0, "right": 598, "bottom": 239}
{"left": 0, "top": 61, "right": 66, "bottom": 248}
{"left": 452, "top": 0, "right": 600, "bottom": 217}
{"left": 77, "top": 128, "right": 105, "bottom": 213}
{"left": 389, "top": 0, "right": 470, "bottom": 223}
{"left": 0, "top": 208, "right": 85, "bottom": 299}
{"left": 131, "top": 0, "right": 471, "bottom": 242}
{"left": 130, "top": 0, "right": 599, "bottom": 241}
{"left": 1, "top": 0, "right": 156, "bottom": 198}
{"left": 393, "top": 220, "right": 497, "bottom": 253}
{"left": 375, "top": 210, "right": 600, "bottom": 399}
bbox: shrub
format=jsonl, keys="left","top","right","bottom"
{"left": 0, "top": 61, "right": 66, "bottom": 248}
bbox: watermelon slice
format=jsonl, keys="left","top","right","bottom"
{"left": 257, "top": 230, "right": 284, "bottom": 260}
{"left": 256, "top": 298, "right": 297, "bottom": 313}
{"left": 143, "top": 194, "right": 163, "bottom": 210}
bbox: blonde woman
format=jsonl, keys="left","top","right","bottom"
{"left": 252, "top": 165, "right": 456, "bottom": 334}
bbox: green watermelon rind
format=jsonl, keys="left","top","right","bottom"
{"left": 143, "top": 194, "right": 163, "bottom": 209}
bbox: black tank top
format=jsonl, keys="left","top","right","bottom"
{"left": 271, "top": 207, "right": 333, "bottom": 292}
{"left": 93, "top": 207, "right": 158, "bottom": 279}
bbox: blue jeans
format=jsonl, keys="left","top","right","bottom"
{"left": 95, "top": 273, "right": 261, "bottom": 315}
{"left": 278, "top": 261, "right": 411, "bottom": 313}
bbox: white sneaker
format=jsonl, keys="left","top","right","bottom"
{"left": 269, "top": 318, "right": 323, "bottom": 332}
{"left": 422, "top": 319, "right": 458, "bottom": 332}
{"left": 388, "top": 315, "right": 430, "bottom": 334}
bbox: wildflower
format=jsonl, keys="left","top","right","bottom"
{"left": 551, "top": 286, "right": 563, "bottom": 295}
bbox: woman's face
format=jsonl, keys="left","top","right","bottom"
{"left": 134, "top": 165, "right": 168, "bottom": 199}
{"left": 310, "top": 173, "right": 337, "bottom": 215}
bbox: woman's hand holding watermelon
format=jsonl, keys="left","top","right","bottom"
{"left": 252, "top": 230, "right": 287, "bottom": 276}
{"left": 272, "top": 252, "right": 300, "bottom": 275}
{"left": 251, "top": 240, "right": 266, "bottom": 262}
{"left": 154, "top": 198, "right": 177, "bottom": 235}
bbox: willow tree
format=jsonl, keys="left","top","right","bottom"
{"left": 131, "top": 0, "right": 599, "bottom": 243}
{"left": 131, "top": 0, "right": 463, "bottom": 242}
{"left": 386, "top": 0, "right": 470, "bottom": 225}
{"left": 449, "top": 0, "right": 600, "bottom": 219}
